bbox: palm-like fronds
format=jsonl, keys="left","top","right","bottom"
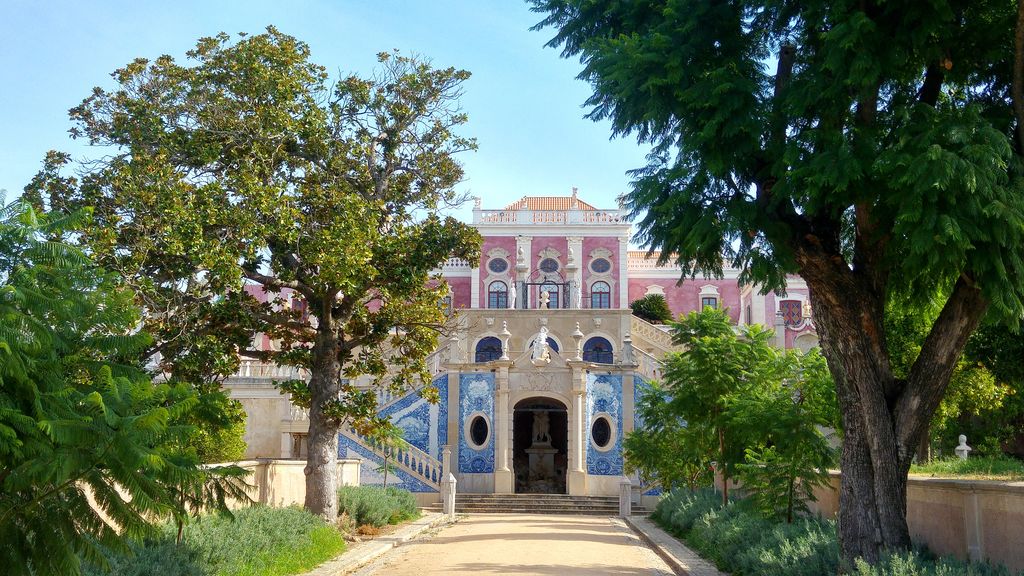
{"left": 0, "top": 201, "right": 252, "bottom": 575}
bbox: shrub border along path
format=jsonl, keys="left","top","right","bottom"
{"left": 626, "top": 516, "right": 725, "bottom": 576}
{"left": 301, "top": 512, "right": 452, "bottom": 576}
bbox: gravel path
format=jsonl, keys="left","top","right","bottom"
{"left": 351, "top": 513, "right": 676, "bottom": 576}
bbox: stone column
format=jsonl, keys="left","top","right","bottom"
{"left": 516, "top": 236, "right": 532, "bottom": 308}
{"left": 493, "top": 363, "right": 514, "bottom": 493}
{"left": 567, "top": 236, "right": 583, "bottom": 308}
{"left": 774, "top": 310, "right": 787, "bottom": 349}
{"left": 470, "top": 265, "right": 480, "bottom": 308}
{"left": 567, "top": 363, "right": 588, "bottom": 496}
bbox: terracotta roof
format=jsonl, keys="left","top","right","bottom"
{"left": 502, "top": 195, "right": 599, "bottom": 211}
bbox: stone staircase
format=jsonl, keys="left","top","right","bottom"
{"left": 339, "top": 427, "right": 444, "bottom": 491}
{"left": 422, "top": 494, "right": 648, "bottom": 516}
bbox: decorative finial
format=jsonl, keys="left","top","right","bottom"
{"left": 473, "top": 196, "right": 482, "bottom": 209}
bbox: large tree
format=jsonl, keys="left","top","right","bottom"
{"left": 531, "top": 0, "right": 1024, "bottom": 566}
{"left": 34, "top": 29, "right": 481, "bottom": 520}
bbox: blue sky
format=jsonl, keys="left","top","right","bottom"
{"left": 1, "top": 1, "right": 650, "bottom": 221}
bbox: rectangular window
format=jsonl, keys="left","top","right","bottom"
{"left": 701, "top": 297, "right": 718, "bottom": 310}
{"left": 745, "top": 304, "right": 752, "bottom": 324}
{"left": 590, "top": 292, "right": 611, "bottom": 309}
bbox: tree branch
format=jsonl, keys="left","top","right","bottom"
{"left": 242, "top": 269, "right": 314, "bottom": 300}
{"left": 894, "top": 276, "right": 989, "bottom": 452}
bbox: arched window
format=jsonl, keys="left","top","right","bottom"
{"left": 475, "top": 337, "right": 503, "bottom": 362}
{"left": 583, "top": 337, "right": 614, "bottom": 364}
{"left": 488, "top": 281, "right": 508, "bottom": 309}
{"left": 590, "top": 281, "right": 611, "bottom": 309}
{"left": 528, "top": 337, "right": 560, "bottom": 353}
{"left": 541, "top": 282, "right": 560, "bottom": 309}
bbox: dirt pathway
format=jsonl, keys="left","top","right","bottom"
{"left": 351, "top": 513, "right": 675, "bottom": 576}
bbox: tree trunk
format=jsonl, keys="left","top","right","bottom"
{"left": 798, "top": 252, "right": 987, "bottom": 568}
{"left": 718, "top": 426, "right": 729, "bottom": 505}
{"left": 304, "top": 327, "right": 343, "bottom": 521}
{"left": 916, "top": 426, "right": 931, "bottom": 464}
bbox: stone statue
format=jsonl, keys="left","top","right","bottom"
{"left": 573, "top": 279, "right": 582, "bottom": 309}
{"left": 955, "top": 434, "right": 972, "bottom": 460}
{"left": 539, "top": 290, "right": 550, "bottom": 309}
{"left": 508, "top": 282, "right": 517, "bottom": 309}
{"left": 532, "top": 326, "right": 551, "bottom": 363}
{"left": 532, "top": 410, "right": 550, "bottom": 445}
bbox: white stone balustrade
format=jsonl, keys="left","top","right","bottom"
{"left": 473, "top": 209, "right": 626, "bottom": 226}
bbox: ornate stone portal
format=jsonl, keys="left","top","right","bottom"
{"left": 524, "top": 409, "right": 561, "bottom": 493}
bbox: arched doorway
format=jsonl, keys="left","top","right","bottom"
{"left": 512, "top": 397, "right": 568, "bottom": 494}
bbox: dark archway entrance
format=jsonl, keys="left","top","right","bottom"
{"left": 512, "top": 397, "right": 568, "bottom": 494}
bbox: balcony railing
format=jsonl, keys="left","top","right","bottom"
{"left": 472, "top": 209, "right": 626, "bottom": 226}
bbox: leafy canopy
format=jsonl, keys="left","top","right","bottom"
{"left": 0, "top": 201, "right": 248, "bottom": 576}
{"left": 630, "top": 293, "right": 674, "bottom": 324}
{"left": 32, "top": 28, "right": 482, "bottom": 429}
{"left": 531, "top": 0, "right": 1024, "bottom": 319}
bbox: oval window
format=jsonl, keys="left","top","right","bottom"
{"left": 591, "top": 417, "right": 612, "bottom": 449}
{"left": 469, "top": 415, "right": 489, "bottom": 447}
{"left": 539, "top": 257, "right": 559, "bottom": 273}
{"left": 488, "top": 258, "right": 508, "bottom": 274}
{"left": 591, "top": 258, "right": 611, "bottom": 273}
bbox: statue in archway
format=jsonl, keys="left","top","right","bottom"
{"left": 532, "top": 410, "right": 551, "bottom": 445}
{"left": 532, "top": 326, "right": 551, "bottom": 364}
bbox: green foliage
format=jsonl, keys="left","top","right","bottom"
{"left": 32, "top": 27, "right": 483, "bottom": 517}
{"left": 364, "top": 422, "right": 405, "bottom": 488}
{"left": 910, "top": 456, "right": 1024, "bottom": 481}
{"left": 655, "top": 489, "right": 841, "bottom": 576}
{"left": 0, "top": 201, "right": 250, "bottom": 576}
{"left": 337, "top": 486, "right": 419, "bottom": 528}
{"left": 733, "top": 349, "right": 838, "bottom": 522}
{"left": 624, "top": 380, "right": 714, "bottom": 492}
{"left": 886, "top": 297, "right": 1013, "bottom": 458}
{"left": 652, "top": 307, "right": 836, "bottom": 515}
{"left": 84, "top": 505, "right": 345, "bottom": 576}
{"left": 655, "top": 488, "right": 1019, "bottom": 576}
{"left": 531, "top": 0, "right": 1024, "bottom": 560}
{"left": 629, "top": 294, "right": 673, "bottom": 324}
{"left": 187, "top": 392, "right": 248, "bottom": 464}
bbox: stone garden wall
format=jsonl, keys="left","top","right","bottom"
{"left": 807, "top": 472, "right": 1024, "bottom": 572}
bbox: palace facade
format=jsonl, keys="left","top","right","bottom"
{"left": 225, "top": 192, "right": 819, "bottom": 500}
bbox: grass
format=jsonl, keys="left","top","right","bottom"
{"left": 85, "top": 505, "right": 346, "bottom": 576}
{"left": 909, "top": 456, "right": 1024, "bottom": 481}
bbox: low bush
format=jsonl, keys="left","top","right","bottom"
{"left": 653, "top": 488, "right": 1019, "bottom": 576}
{"left": 337, "top": 486, "right": 419, "bottom": 528}
{"left": 85, "top": 505, "right": 345, "bottom": 576}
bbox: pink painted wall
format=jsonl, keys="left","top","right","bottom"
{"left": 448, "top": 276, "right": 471, "bottom": 309}
{"left": 529, "top": 236, "right": 568, "bottom": 307}
{"left": 479, "top": 235, "right": 517, "bottom": 307}
{"left": 582, "top": 236, "right": 621, "bottom": 307}
{"left": 627, "top": 277, "right": 741, "bottom": 323}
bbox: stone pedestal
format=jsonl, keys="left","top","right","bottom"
{"left": 567, "top": 470, "right": 588, "bottom": 496}
{"left": 494, "top": 468, "right": 514, "bottom": 494}
{"left": 525, "top": 444, "right": 559, "bottom": 493}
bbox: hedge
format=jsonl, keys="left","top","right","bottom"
{"left": 653, "top": 488, "right": 1020, "bottom": 576}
